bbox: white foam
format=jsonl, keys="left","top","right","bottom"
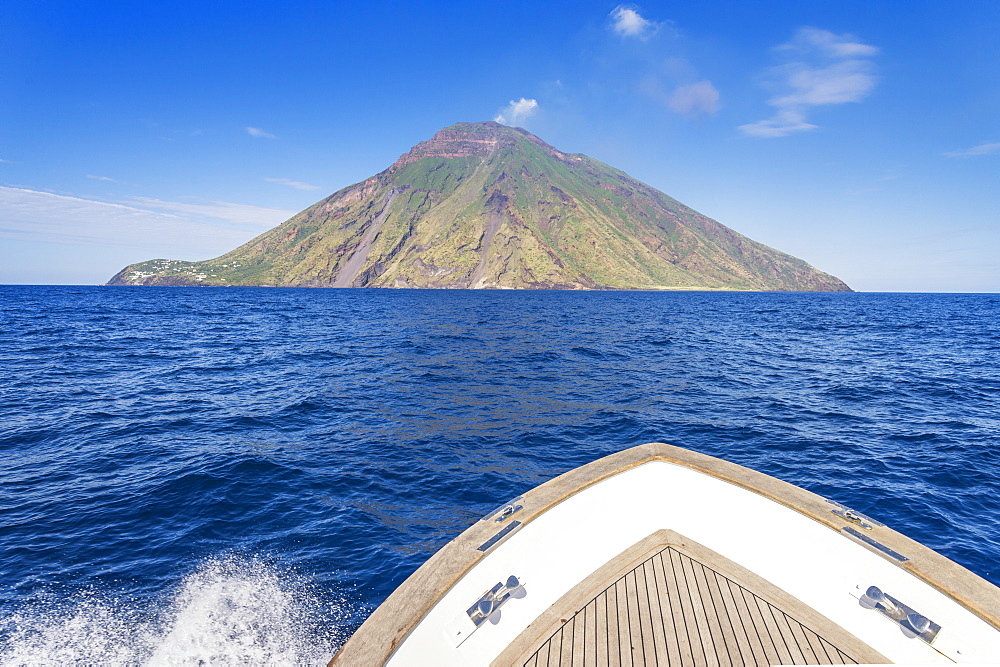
{"left": 1, "top": 556, "right": 351, "bottom": 666}
{"left": 1, "top": 592, "right": 152, "bottom": 665}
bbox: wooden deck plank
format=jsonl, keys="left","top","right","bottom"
{"left": 623, "top": 568, "right": 645, "bottom": 665}
{"left": 782, "top": 609, "right": 821, "bottom": 665}
{"left": 816, "top": 636, "right": 846, "bottom": 666}
{"left": 569, "top": 608, "right": 585, "bottom": 666}
{"left": 750, "top": 592, "right": 788, "bottom": 664}
{"left": 820, "top": 636, "right": 855, "bottom": 665}
{"left": 496, "top": 530, "right": 887, "bottom": 666}
{"left": 719, "top": 574, "right": 767, "bottom": 665}
{"left": 672, "top": 549, "right": 703, "bottom": 666}
{"left": 559, "top": 618, "right": 575, "bottom": 666}
{"left": 651, "top": 549, "right": 683, "bottom": 667}
{"left": 762, "top": 601, "right": 805, "bottom": 665}
{"left": 581, "top": 598, "right": 597, "bottom": 667}
{"left": 815, "top": 624, "right": 848, "bottom": 664}
{"left": 543, "top": 626, "right": 558, "bottom": 666}
{"left": 622, "top": 570, "right": 638, "bottom": 664}
{"left": 529, "top": 640, "right": 543, "bottom": 667}
{"left": 804, "top": 626, "right": 835, "bottom": 665}
{"left": 537, "top": 630, "right": 552, "bottom": 666}
{"left": 615, "top": 577, "right": 633, "bottom": 666}
{"left": 740, "top": 587, "right": 783, "bottom": 666}
{"left": 596, "top": 591, "right": 611, "bottom": 667}
{"left": 665, "top": 548, "right": 698, "bottom": 662}
{"left": 680, "top": 550, "right": 722, "bottom": 667}
{"left": 714, "top": 569, "right": 756, "bottom": 665}
{"left": 604, "top": 585, "right": 621, "bottom": 666}
{"left": 640, "top": 558, "right": 669, "bottom": 665}
{"left": 690, "top": 555, "right": 734, "bottom": 667}
{"left": 629, "top": 559, "right": 652, "bottom": 665}
{"left": 687, "top": 554, "right": 728, "bottom": 667}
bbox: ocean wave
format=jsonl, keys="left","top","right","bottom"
{"left": 0, "top": 556, "right": 351, "bottom": 666}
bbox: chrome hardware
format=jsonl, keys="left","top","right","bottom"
{"left": 834, "top": 508, "right": 873, "bottom": 530}
{"left": 482, "top": 496, "right": 523, "bottom": 522}
{"left": 842, "top": 526, "right": 908, "bottom": 562}
{"left": 466, "top": 575, "right": 525, "bottom": 627}
{"left": 908, "top": 612, "right": 931, "bottom": 634}
{"left": 477, "top": 520, "right": 521, "bottom": 552}
{"left": 827, "top": 500, "right": 884, "bottom": 527}
{"left": 469, "top": 598, "right": 494, "bottom": 624}
{"left": 493, "top": 504, "right": 523, "bottom": 523}
{"left": 866, "top": 585, "right": 899, "bottom": 614}
{"left": 861, "top": 585, "right": 940, "bottom": 644}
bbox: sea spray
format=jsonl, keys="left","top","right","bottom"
{"left": 0, "top": 556, "right": 351, "bottom": 665}
{"left": 0, "top": 591, "right": 154, "bottom": 664}
{"left": 148, "top": 556, "right": 347, "bottom": 665}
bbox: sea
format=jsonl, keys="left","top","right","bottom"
{"left": 1, "top": 286, "right": 998, "bottom": 664}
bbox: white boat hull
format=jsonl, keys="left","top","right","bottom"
{"left": 332, "top": 443, "right": 1000, "bottom": 665}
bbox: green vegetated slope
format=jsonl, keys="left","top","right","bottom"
{"left": 108, "top": 121, "right": 851, "bottom": 291}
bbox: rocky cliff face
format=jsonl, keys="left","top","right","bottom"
{"left": 108, "top": 121, "right": 851, "bottom": 291}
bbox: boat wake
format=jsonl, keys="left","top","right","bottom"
{"left": 0, "top": 556, "right": 350, "bottom": 665}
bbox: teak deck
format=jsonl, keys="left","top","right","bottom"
{"left": 498, "top": 530, "right": 880, "bottom": 666}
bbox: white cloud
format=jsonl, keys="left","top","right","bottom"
{"left": 494, "top": 98, "right": 539, "bottom": 126}
{"left": 944, "top": 141, "right": 1000, "bottom": 158}
{"left": 0, "top": 186, "right": 293, "bottom": 256}
{"left": 86, "top": 174, "right": 122, "bottom": 183}
{"left": 782, "top": 27, "right": 880, "bottom": 59}
{"left": 668, "top": 81, "right": 720, "bottom": 117}
{"left": 247, "top": 127, "right": 276, "bottom": 139}
{"left": 741, "top": 27, "right": 879, "bottom": 138}
{"left": 771, "top": 60, "right": 877, "bottom": 107}
{"left": 639, "top": 73, "right": 720, "bottom": 120}
{"left": 738, "top": 110, "right": 819, "bottom": 138}
{"left": 265, "top": 177, "right": 322, "bottom": 191}
{"left": 610, "top": 5, "right": 658, "bottom": 39}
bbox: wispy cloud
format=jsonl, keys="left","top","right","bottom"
{"left": 640, "top": 68, "right": 721, "bottom": 120}
{"left": 247, "top": 127, "right": 276, "bottom": 139}
{"left": 494, "top": 98, "right": 539, "bottom": 126}
{"left": 780, "top": 27, "right": 879, "bottom": 59}
{"left": 265, "top": 177, "right": 322, "bottom": 191}
{"left": 86, "top": 174, "right": 124, "bottom": 183}
{"left": 0, "top": 186, "right": 293, "bottom": 256}
{"left": 127, "top": 196, "right": 295, "bottom": 228}
{"left": 740, "top": 27, "right": 879, "bottom": 138}
{"left": 944, "top": 141, "right": 1000, "bottom": 158}
{"left": 668, "top": 81, "right": 720, "bottom": 117}
{"left": 740, "top": 110, "right": 818, "bottom": 138}
{"left": 609, "top": 5, "right": 659, "bottom": 39}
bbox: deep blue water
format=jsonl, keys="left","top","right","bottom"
{"left": 2, "top": 286, "right": 999, "bottom": 663}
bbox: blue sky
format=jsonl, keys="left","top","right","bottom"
{"left": 2, "top": 1, "right": 998, "bottom": 291}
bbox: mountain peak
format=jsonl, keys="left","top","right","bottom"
{"left": 392, "top": 121, "right": 568, "bottom": 169}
